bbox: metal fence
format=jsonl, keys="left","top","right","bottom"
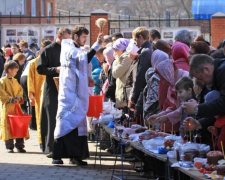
{"left": 109, "top": 15, "right": 210, "bottom": 35}
{"left": 0, "top": 12, "right": 210, "bottom": 32}
{"left": 0, "top": 12, "right": 90, "bottom": 26}
{"left": 0, "top": 13, "right": 211, "bottom": 45}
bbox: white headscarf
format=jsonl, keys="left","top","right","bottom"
{"left": 151, "top": 49, "right": 169, "bottom": 70}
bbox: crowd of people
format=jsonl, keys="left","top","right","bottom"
{"left": 1, "top": 25, "right": 225, "bottom": 166}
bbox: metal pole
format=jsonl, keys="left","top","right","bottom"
{"left": 129, "top": 15, "right": 130, "bottom": 28}
{"left": 69, "top": 10, "right": 70, "bottom": 24}
{"left": 119, "top": 15, "right": 121, "bottom": 32}
{"left": 79, "top": 11, "right": 80, "bottom": 24}
{"left": 139, "top": 15, "right": 141, "bottom": 26}
{"left": 58, "top": 12, "right": 60, "bottom": 24}
{"left": 39, "top": 11, "right": 41, "bottom": 24}
{"left": 10, "top": 12, "right": 11, "bottom": 24}
{"left": 30, "top": 11, "right": 31, "bottom": 24}
{"left": 159, "top": 15, "right": 160, "bottom": 27}
{"left": 20, "top": 12, "right": 22, "bottom": 24}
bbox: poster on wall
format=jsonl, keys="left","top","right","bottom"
{"left": 6, "top": 29, "right": 16, "bottom": 36}
{"left": 28, "top": 29, "right": 38, "bottom": 36}
{"left": 17, "top": 29, "right": 28, "bottom": 36}
{"left": 28, "top": 29, "right": 39, "bottom": 44}
{"left": 161, "top": 27, "right": 201, "bottom": 43}
{"left": 2, "top": 26, "right": 40, "bottom": 46}
{"left": 5, "top": 37, "right": 17, "bottom": 44}
{"left": 42, "top": 27, "right": 56, "bottom": 41}
{"left": 123, "top": 32, "right": 132, "bottom": 39}
{"left": 163, "top": 32, "right": 173, "bottom": 39}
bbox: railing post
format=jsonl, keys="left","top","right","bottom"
{"left": 69, "top": 10, "right": 70, "bottom": 24}
{"left": 20, "top": 12, "right": 22, "bottom": 24}
{"left": 39, "top": 11, "right": 41, "bottom": 24}
{"left": 79, "top": 11, "right": 80, "bottom": 24}
{"left": 159, "top": 15, "right": 161, "bottom": 27}
{"left": 10, "top": 12, "right": 11, "bottom": 24}
{"left": 129, "top": 15, "right": 130, "bottom": 28}
{"left": 30, "top": 12, "right": 31, "bottom": 24}
{"left": 178, "top": 15, "right": 180, "bottom": 27}
{"left": 139, "top": 15, "right": 141, "bottom": 26}
{"left": 58, "top": 12, "right": 60, "bottom": 24}
{"left": 119, "top": 15, "right": 121, "bottom": 32}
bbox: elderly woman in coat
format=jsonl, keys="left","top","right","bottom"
{"left": 112, "top": 38, "right": 132, "bottom": 109}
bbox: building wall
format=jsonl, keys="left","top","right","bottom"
{"left": 0, "top": 0, "right": 56, "bottom": 24}
{"left": 90, "top": 13, "right": 109, "bottom": 45}
{"left": 211, "top": 15, "right": 225, "bottom": 47}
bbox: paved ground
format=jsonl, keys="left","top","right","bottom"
{"left": 0, "top": 130, "right": 147, "bottom": 180}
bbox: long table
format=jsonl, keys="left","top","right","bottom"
{"left": 101, "top": 124, "right": 209, "bottom": 180}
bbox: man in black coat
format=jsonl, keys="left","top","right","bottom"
{"left": 0, "top": 49, "right": 5, "bottom": 77}
{"left": 182, "top": 54, "right": 225, "bottom": 130}
{"left": 129, "top": 27, "right": 152, "bottom": 125}
{"left": 37, "top": 28, "right": 71, "bottom": 156}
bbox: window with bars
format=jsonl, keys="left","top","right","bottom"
{"left": 0, "top": 0, "right": 25, "bottom": 15}
{"left": 41, "top": 0, "right": 45, "bottom": 16}
{"left": 31, "top": 0, "right": 36, "bottom": 17}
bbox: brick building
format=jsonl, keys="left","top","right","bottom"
{"left": 0, "top": 0, "right": 57, "bottom": 46}
{"left": 211, "top": 12, "right": 225, "bottom": 48}
{"left": 0, "top": 0, "right": 56, "bottom": 24}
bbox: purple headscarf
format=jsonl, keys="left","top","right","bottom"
{"left": 113, "top": 38, "right": 130, "bottom": 51}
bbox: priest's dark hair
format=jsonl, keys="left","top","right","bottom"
{"left": 72, "top": 26, "right": 89, "bottom": 39}
{"left": 4, "top": 61, "right": 19, "bottom": 72}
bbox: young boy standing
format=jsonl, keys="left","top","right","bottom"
{"left": 0, "top": 61, "right": 26, "bottom": 153}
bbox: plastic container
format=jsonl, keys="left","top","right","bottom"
{"left": 8, "top": 104, "right": 31, "bottom": 138}
{"left": 167, "top": 151, "right": 176, "bottom": 159}
{"left": 87, "top": 95, "right": 103, "bottom": 118}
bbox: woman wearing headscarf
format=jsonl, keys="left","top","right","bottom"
{"left": 151, "top": 50, "right": 172, "bottom": 111}
{"left": 174, "top": 29, "right": 192, "bottom": 47}
{"left": 143, "top": 49, "right": 168, "bottom": 122}
{"left": 148, "top": 58, "right": 189, "bottom": 132}
{"left": 103, "top": 46, "right": 116, "bottom": 102}
{"left": 172, "top": 41, "right": 190, "bottom": 71}
{"left": 112, "top": 38, "right": 131, "bottom": 108}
